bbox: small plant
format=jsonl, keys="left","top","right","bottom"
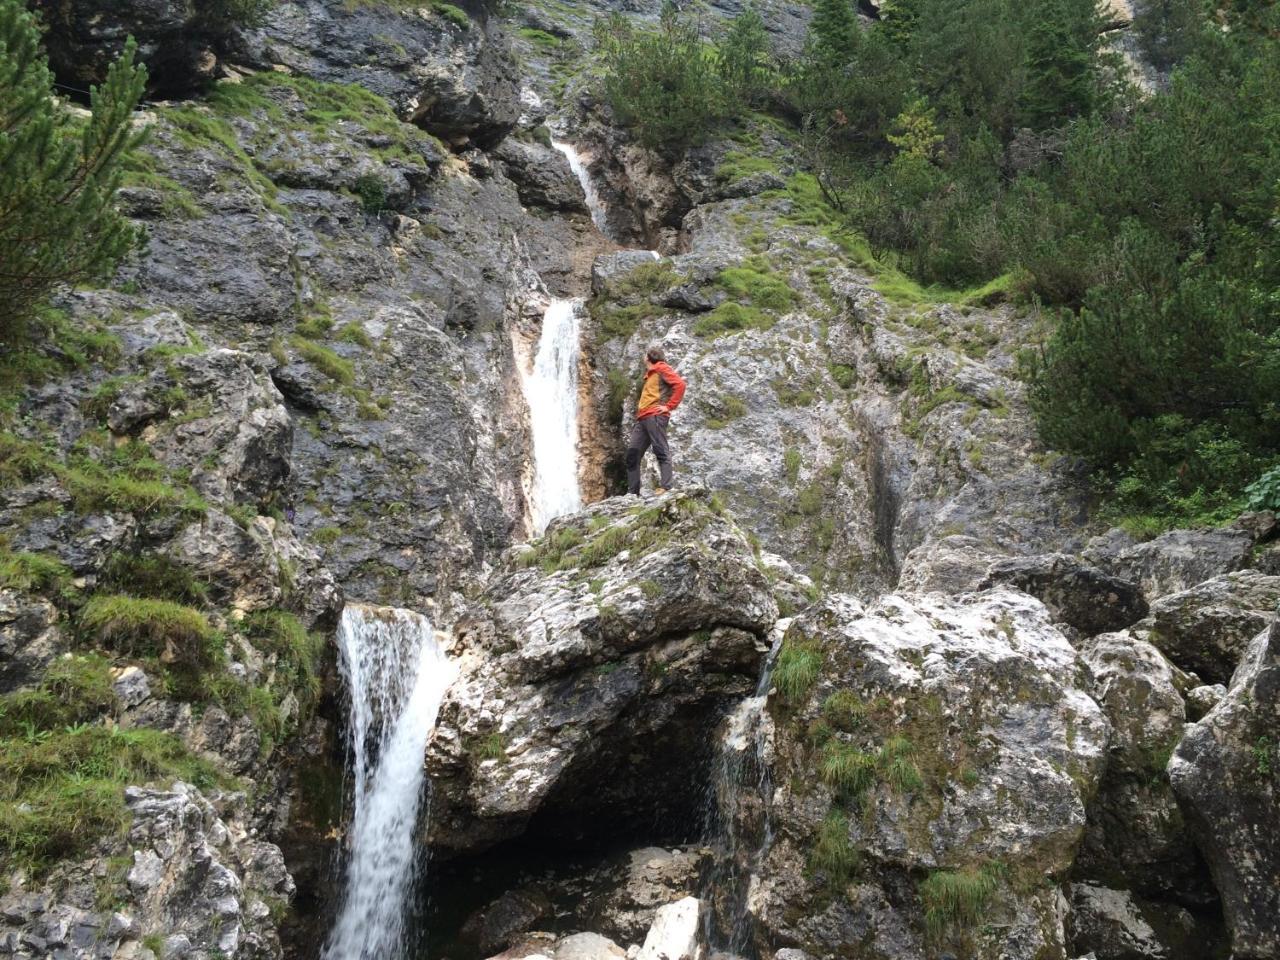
{"left": 1245, "top": 467, "right": 1280, "bottom": 512}
{"left": 878, "top": 737, "right": 924, "bottom": 791}
{"left": 783, "top": 447, "right": 802, "bottom": 485}
{"left": 820, "top": 742, "right": 876, "bottom": 800}
{"left": 99, "top": 552, "right": 209, "bottom": 605}
{"left": 809, "top": 809, "right": 858, "bottom": 887}
{"left": 474, "top": 731, "right": 506, "bottom": 763}
{"left": 351, "top": 174, "right": 387, "bottom": 214}
{"left": 0, "top": 551, "right": 72, "bottom": 596}
{"left": 919, "top": 862, "right": 1005, "bottom": 940}
{"left": 821, "top": 690, "right": 865, "bottom": 731}
{"left": 773, "top": 638, "right": 823, "bottom": 703}
{"left": 1255, "top": 736, "right": 1274, "bottom": 779}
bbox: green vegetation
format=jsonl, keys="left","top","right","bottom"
{"left": 433, "top": 1, "right": 470, "bottom": 29}
{"left": 80, "top": 595, "right": 219, "bottom": 666}
{"left": 291, "top": 336, "right": 356, "bottom": 385}
{"left": 773, "top": 637, "right": 823, "bottom": 703}
{"left": 0, "top": 656, "right": 223, "bottom": 873}
{"left": 783, "top": 447, "right": 802, "bottom": 485}
{"left": 0, "top": 0, "right": 146, "bottom": 343}
{"left": 919, "top": 862, "right": 1006, "bottom": 940}
{"left": 601, "top": 0, "right": 1280, "bottom": 530}
{"left": 99, "top": 552, "right": 210, "bottom": 605}
{"left": 0, "top": 551, "right": 73, "bottom": 597}
{"left": 821, "top": 690, "right": 865, "bottom": 730}
{"left": 473, "top": 731, "right": 507, "bottom": 762}
{"left": 821, "top": 735, "right": 923, "bottom": 801}
{"left": 809, "top": 809, "right": 858, "bottom": 887}
{"left": 705, "top": 395, "right": 748, "bottom": 429}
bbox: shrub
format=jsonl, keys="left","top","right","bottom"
{"left": 0, "top": 0, "right": 146, "bottom": 342}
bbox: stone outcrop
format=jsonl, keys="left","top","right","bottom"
{"left": 425, "top": 486, "right": 778, "bottom": 852}
{"left": 743, "top": 589, "right": 1109, "bottom": 959}
{"left": 1169, "top": 617, "right": 1280, "bottom": 958}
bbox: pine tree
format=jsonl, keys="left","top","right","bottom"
{"left": 809, "top": 0, "right": 859, "bottom": 64}
{"left": 0, "top": 0, "right": 147, "bottom": 343}
{"left": 718, "top": 6, "right": 772, "bottom": 105}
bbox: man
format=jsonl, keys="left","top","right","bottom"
{"left": 626, "top": 345, "right": 687, "bottom": 496}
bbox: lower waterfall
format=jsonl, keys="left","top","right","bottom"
{"left": 323, "top": 605, "right": 456, "bottom": 960}
{"left": 702, "top": 621, "right": 789, "bottom": 956}
{"left": 521, "top": 297, "right": 584, "bottom": 533}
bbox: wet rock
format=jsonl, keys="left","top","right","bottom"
{"left": 462, "top": 887, "right": 553, "bottom": 954}
{"left": 592, "top": 847, "right": 706, "bottom": 945}
{"left": 981, "top": 553, "right": 1147, "bottom": 636}
{"left": 749, "top": 590, "right": 1108, "bottom": 959}
{"left": 1169, "top": 617, "right": 1280, "bottom": 958}
{"left": 1143, "top": 571, "right": 1280, "bottom": 685}
{"left": 426, "top": 487, "right": 777, "bottom": 852}
{"left": 495, "top": 138, "right": 588, "bottom": 212}
{"left": 1084, "top": 528, "right": 1254, "bottom": 602}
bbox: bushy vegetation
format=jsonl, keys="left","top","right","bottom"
{"left": 599, "top": 0, "right": 1280, "bottom": 530}
{"left": 0, "top": 0, "right": 146, "bottom": 344}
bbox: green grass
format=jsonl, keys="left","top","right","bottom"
{"left": 713, "top": 261, "right": 796, "bottom": 312}
{"left": 0, "top": 658, "right": 224, "bottom": 873}
{"left": 432, "top": 1, "right": 469, "bottom": 28}
{"left": 312, "top": 526, "right": 343, "bottom": 546}
{"left": 820, "top": 742, "right": 877, "bottom": 799}
{"left": 919, "top": 863, "right": 1005, "bottom": 940}
{"left": 809, "top": 809, "right": 858, "bottom": 887}
{"left": 773, "top": 638, "right": 823, "bottom": 703}
{"left": 473, "top": 731, "right": 507, "bottom": 762}
{"left": 716, "top": 151, "right": 781, "bottom": 184}
{"left": 706, "top": 395, "right": 748, "bottom": 429}
{"left": 99, "top": 552, "right": 210, "bottom": 605}
{"left": 240, "top": 609, "right": 325, "bottom": 718}
{"left": 80, "top": 595, "right": 219, "bottom": 667}
{"left": 783, "top": 447, "right": 802, "bottom": 484}
{"left": 291, "top": 336, "right": 355, "bottom": 385}
{"left": 821, "top": 690, "right": 865, "bottom": 731}
{"left": 829, "top": 363, "right": 856, "bottom": 389}
{"left": 519, "top": 26, "right": 566, "bottom": 51}
{"left": 0, "top": 551, "right": 72, "bottom": 596}
{"left": 692, "top": 302, "right": 776, "bottom": 338}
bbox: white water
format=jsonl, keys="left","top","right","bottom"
{"left": 521, "top": 298, "right": 584, "bottom": 533}
{"left": 552, "top": 138, "right": 608, "bottom": 233}
{"left": 323, "top": 605, "right": 456, "bottom": 960}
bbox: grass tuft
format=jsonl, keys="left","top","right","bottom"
{"left": 919, "top": 863, "right": 1005, "bottom": 940}
{"left": 773, "top": 638, "right": 823, "bottom": 703}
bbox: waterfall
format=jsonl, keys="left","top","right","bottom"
{"left": 521, "top": 298, "right": 584, "bottom": 534}
{"left": 323, "top": 605, "right": 456, "bottom": 960}
{"left": 701, "top": 621, "right": 790, "bottom": 956}
{"left": 552, "top": 138, "right": 608, "bottom": 234}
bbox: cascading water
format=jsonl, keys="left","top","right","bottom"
{"left": 552, "top": 138, "right": 608, "bottom": 234}
{"left": 521, "top": 298, "right": 584, "bottom": 533}
{"left": 701, "top": 620, "right": 790, "bottom": 956}
{"left": 323, "top": 605, "right": 457, "bottom": 960}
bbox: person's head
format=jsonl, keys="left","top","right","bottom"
{"left": 645, "top": 345, "right": 666, "bottom": 365}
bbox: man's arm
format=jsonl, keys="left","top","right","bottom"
{"left": 657, "top": 362, "right": 686, "bottom": 413}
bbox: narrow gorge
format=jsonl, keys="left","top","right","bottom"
{"left": 1, "top": 2, "right": 1278, "bottom": 960}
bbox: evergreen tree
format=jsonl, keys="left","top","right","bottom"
{"left": 718, "top": 6, "right": 773, "bottom": 105}
{"left": 810, "top": 0, "right": 859, "bottom": 63}
{"left": 1016, "top": 0, "right": 1109, "bottom": 130}
{"left": 0, "top": 0, "right": 147, "bottom": 342}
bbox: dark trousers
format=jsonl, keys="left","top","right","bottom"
{"left": 626, "top": 415, "right": 672, "bottom": 494}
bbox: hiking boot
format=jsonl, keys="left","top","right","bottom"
{"left": 653, "top": 487, "right": 668, "bottom": 495}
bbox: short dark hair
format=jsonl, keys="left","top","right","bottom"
{"left": 646, "top": 345, "right": 666, "bottom": 363}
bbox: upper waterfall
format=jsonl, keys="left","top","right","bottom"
{"left": 323, "top": 605, "right": 456, "bottom": 960}
{"left": 552, "top": 138, "right": 608, "bottom": 235}
{"left": 521, "top": 298, "right": 584, "bottom": 534}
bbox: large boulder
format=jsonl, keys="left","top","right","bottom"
{"left": 981, "top": 553, "right": 1148, "bottom": 637}
{"left": 425, "top": 487, "right": 778, "bottom": 853}
{"left": 1084, "top": 527, "right": 1254, "bottom": 603}
{"left": 744, "top": 589, "right": 1109, "bottom": 960}
{"left": 1143, "top": 571, "right": 1280, "bottom": 685}
{"left": 1169, "top": 617, "right": 1280, "bottom": 958}
{"left": 1072, "top": 631, "right": 1209, "bottom": 906}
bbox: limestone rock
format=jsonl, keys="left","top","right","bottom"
{"left": 982, "top": 553, "right": 1148, "bottom": 637}
{"left": 426, "top": 487, "right": 777, "bottom": 852}
{"left": 1144, "top": 571, "right": 1280, "bottom": 685}
{"left": 1169, "top": 618, "right": 1280, "bottom": 958}
{"left": 638, "top": 897, "right": 701, "bottom": 960}
{"left": 1084, "top": 528, "right": 1253, "bottom": 602}
{"left": 495, "top": 137, "right": 588, "bottom": 212}
{"left": 592, "top": 848, "right": 706, "bottom": 945}
{"left": 0, "top": 591, "right": 65, "bottom": 693}
{"left": 747, "top": 590, "right": 1109, "bottom": 959}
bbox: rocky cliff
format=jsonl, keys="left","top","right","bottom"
{"left": 1, "top": 2, "right": 1277, "bottom": 960}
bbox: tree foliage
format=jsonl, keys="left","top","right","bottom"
{"left": 0, "top": 0, "right": 146, "bottom": 342}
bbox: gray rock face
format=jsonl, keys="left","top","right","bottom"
{"left": 1144, "top": 571, "right": 1280, "bottom": 685}
{"left": 747, "top": 589, "right": 1109, "bottom": 960}
{"left": 494, "top": 137, "right": 589, "bottom": 212}
{"left": 1169, "top": 618, "right": 1280, "bottom": 958}
{"left": 982, "top": 553, "right": 1148, "bottom": 637}
{"left": 0, "top": 591, "right": 64, "bottom": 692}
{"left": 425, "top": 486, "right": 778, "bottom": 852}
{"left": 30, "top": 0, "right": 230, "bottom": 94}
{"left": 1066, "top": 883, "right": 1215, "bottom": 960}
{"left": 591, "top": 847, "right": 705, "bottom": 945}
{"left": 1073, "top": 631, "right": 1206, "bottom": 904}
{"left": 1084, "top": 527, "right": 1254, "bottom": 603}
{"left": 241, "top": 0, "right": 520, "bottom": 147}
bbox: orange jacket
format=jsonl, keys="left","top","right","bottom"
{"left": 637, "top": 361, "right": 686, "bottom": 419}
